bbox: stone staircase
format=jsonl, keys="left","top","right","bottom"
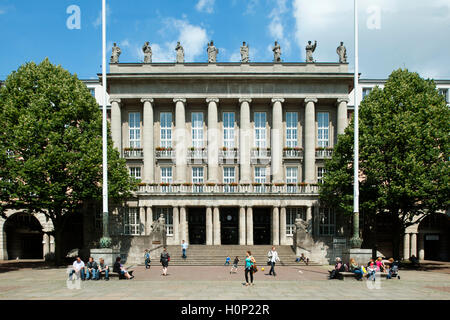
{"left": 147, "top": 245, "right": 322, "bottom": 266}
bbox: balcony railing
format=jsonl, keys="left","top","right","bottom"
{"left": 137, "top": 183, "right": 319, "bottom": 195}
{"left": 315, "top": 148, "right": 333, "bottom": 159}
{"left": 155, "top": 148, "right": 174, "bottom": 160}
{"left": 283, "top": 148, "right": 304, "bottom": 159}
{"left": 219, "top": 149, "right": 238, "bottom": 164}
{"left": 251, "top": 148, "right": 271, "bottom": 164}
{"left": 188, "top": 148, "right": 207, "bottom": 163}
{"left": 123, "top": 148, "right": 143, "bottom": 158}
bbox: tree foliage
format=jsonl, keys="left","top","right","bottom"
{"left": 320, "top": 69, "right": 449, "bottom": 236}
{"left": 0, "top": 59, "right": 137, "bottom": 263}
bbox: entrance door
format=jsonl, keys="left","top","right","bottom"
{"left": 253, "top": 207, "right": 271, "bottom": 245}
{"left": 5, "top": 213, "right": 43, "bottom": 260}
{"left": 221, "top": 207, "right": 239, "bottom": 244}
{"left": 188, "top": 208, "right": 206, "bottom": 244}
{"left": 424, "top": 234, "right": 440, "bottom": 260}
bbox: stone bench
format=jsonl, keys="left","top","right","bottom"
{"left": 339, "top": 271, "right": 388, "bottom": 280}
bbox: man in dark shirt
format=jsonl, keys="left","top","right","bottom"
{"left": 97, "top": 258, "right": 109, "bottom": 281}
{"left": 86, "top": 257, "right": 98, "bottom": 280}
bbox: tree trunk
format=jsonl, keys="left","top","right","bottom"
{"left": 391, "top": 210, "right": 402, "bottom": 260}
{"left": 54, "top": 228, "right": 65, "bottom": 266}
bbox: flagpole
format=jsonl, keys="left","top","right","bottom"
{"left": 102, "top": 0, "right": 109, "bottom": 239}
{"left": 351, "top": 0, "right": 362, "bottom": 248}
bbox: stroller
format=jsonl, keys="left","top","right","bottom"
{"left": 388, "top": 261, "right": 400, "bottom": 279}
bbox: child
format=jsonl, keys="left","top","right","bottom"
{"left": 144, "top": 249, "right": 151, "bottom": 269}
{"left": 224, "top": 255, "right": 231, "bottom": 266}
{"left": 230, "top": 256, "right": 240, "bottom": 274}
{"left": 367, "top": 261, "right": 377, "bottom": 281}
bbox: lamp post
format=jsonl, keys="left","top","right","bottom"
{"left": 350, "top": 0, "right": 363, "bottom": 248}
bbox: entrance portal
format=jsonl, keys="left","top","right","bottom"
{"left": 424, "top": 234, "right": 440, "bottom": 260}
{"left": 188, "top": 207, "right": 206, "bottom": 244}
{"left": 5, "top": 213, "right": 43, "bottom": 260}
{"left": 253, "top": 207, "right": 271, "bottom": 245}
{"left": 221, "top": 207, "right": 239, "bottom": 245}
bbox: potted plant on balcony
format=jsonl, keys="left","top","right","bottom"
{"left": 252, "top": 182, "right": 262, "bottom": 186}
{"left": 298, "top": 182, "right": 307, "bottom": 187}
{"left": 171, "top": 183, "right": 181, "bottom": 186}
{"left": 137, "top": 182, "right": 147, "bottom": 187}
{"left": 274, "top": 182, "right": 285, "bottom": 186}
{"left": 182, "top": 182, "right": 193, "bottom": 186}
{"left": 159, "top": 182, "right": 170, "bottom": 187}
{"left": 206, "top": 182, "right": 216, "bottom": 186}
{"left": 230, "top": 182, "right": 239, "bottom": 187}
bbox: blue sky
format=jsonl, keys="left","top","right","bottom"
{"left": 1, "top": 0, "right": 449, "bottom": 80}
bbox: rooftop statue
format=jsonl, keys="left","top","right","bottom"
{"left": 110, "top": 43, "right": 121, "bottom": 64}
{"left": 175, "top": 41, "right": 185, "bottom": 63}
{"left": 240, "top": 42, "right": 249, "bottom": 63}
{"left": 336, "top": 41, "right": 347, "bottom": 63}
{"left": 305, "top": 40, "right": 317, "bottom": 63}
{"left": 142, "top": 42, "right": 152, "bottom": 64}
{"left": 207, "top": 41, "right": 219, "bottom": 63}
{"left": 273, "top": 41, "right": 281, "bottom": 62}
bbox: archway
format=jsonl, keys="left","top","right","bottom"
{"left": 418, "top": 214, "right": 450, "bottom": 261}
{"left": 4, "top": 213, "right": 43, "bottom": 260}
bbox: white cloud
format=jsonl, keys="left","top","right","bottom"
{"left": 196, "top": 0, "right": 215, "bottom": 14}
{"left": 267, "top": 0, "right": 291, "bottom": 56}
{"left": 93, "top": 4, "right": 112, "bottom": 29}
{"left": 244, "top": 0, "right": 260, "bottom": 15}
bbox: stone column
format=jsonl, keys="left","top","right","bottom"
{"left": 239, "top": 98, "right": 252, "bottom": 184}
{"left": 304, "top": 98, "right": 317, "bottom": 183}
{"left": 206, "top": 207, "right": 213, "bottom": 245}
{"left": 271, "top": 98, "right": 284, "bottom": 183}
{"left": 145, "top": 206, "right": 153, "bottom": 236}
{"left": 306, "top": 205, "right": 313, "bottom": 233}
{"left": 239, "top": 207, "right": 246, "bottom": 245}
{"left": 272, "top": 207, "right": 280, "bottom": 245}
{"left": 418, "top": 233, "right": 425, "bottom": 261}
{"left": 50, "top": 235, "right": 55, "bottom": 254}
{"left": 43, "top": 233, "right": 50, "bottom": 259}
{"left": 207, "top": 98, "right": 219, "bottom": 183}
{"left": 280, "top": 207, "right": 287, "bottom": 245}
{"left": 180, "top": 206, "right": 187, "bottom": 243}
{"left": 0, "top": 218, "right": 7, "bottom": 260}
{"left": 213, "top": 207, "right": 221, "bottom": 245}
{"left": 410, "top": 233, "right": 418, "bottom": 258}
{"left": 337, "top": 98, "right": 349, "bottom": 136}
{"left": 403, "top": 233, "right": 411, "bottom": 260}
{"left": 139, "top": 207, "right": 146, "bottom": 235}
{"left": 110, "top": 98, "right": 122, "bottom": 155}
{"left": 246, "top": 207, "right": 253, "bottom": 245}
{"left": 173, "top": 207, "right": 180, "bottom": 244}
{"left": 174, "top": 98, "right": 187, "bottom": 183}
{"left": 142, "top": 98, "right": 155, "bottom": 183}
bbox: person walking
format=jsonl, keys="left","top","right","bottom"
{"left": 160, "top": 247, "right": 170, "bottom": 276}
{"left": 144, "top": 249, "right": 151, "bottom": 269}
{"left": 244, "top": 251, "right": 256, "bottom": 286}
{"left": 181, "top": 240, "right": 188, "bottom": 259}
{"left": 268, "top": 246, "right": 280, "bottom": 277}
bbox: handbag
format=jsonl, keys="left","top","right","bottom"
{"left": 252, "top": 264, "right": 258, "bottom": 273}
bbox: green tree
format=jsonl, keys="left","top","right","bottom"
{"left": 0, "top": 59, "right": 137, "bottom": 264}
{"left": 320, "top": 69, "right": 450, "bottom": 258}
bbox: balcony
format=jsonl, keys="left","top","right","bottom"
{"left": 315, "top": 148, "right": 333, "bottom": 159}
{"left": 137, "top": 183, "right": 319, "bottom": 195}
{"left": 251, "top": 148, "right": 271, "bottom": 164}
{"left": 155, "top": 148, "right": 174, "bottom": 161}
{"left": 219, "top": 148, "right": 238, "bottom": 164}
{"left": 283, "top": 148, "right": 303, "bottom": 160}
{"left": 123, "top": 148, "right": 143, "bottom": 159}
{"left": 188, "top": 148, "right": 207, "bottom": 163}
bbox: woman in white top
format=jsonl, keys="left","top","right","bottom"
{"left": 268, "top": 246, "right": 280, "bottom": 276}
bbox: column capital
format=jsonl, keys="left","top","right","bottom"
{"left": 173, "top": 98, "right": 187, "bottom": 104}
{"left": 141, "top": 98, "right": 154, "bottom": 104}
{"left": 304, "top": 97, "right": 318, "bottom": 104}
{"left": 110, "top": 98, "right": 121, "bottom": 104}
{"left": 271, "top": 98, "right": 285, "bottom": 104}
{"left": 336, "top": 98, "right": 349, "bottom": 105}
{"left": 239, "top": 98, "right": 252, "bottom": 104}
{"left": 206, "top": 97, "right": 219, "bottom": 104}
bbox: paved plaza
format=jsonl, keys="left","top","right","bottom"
{"left": 0, "top": 261, "right": 450, "bottom": 300}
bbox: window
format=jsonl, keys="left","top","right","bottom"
{"left": 362, "top": 87, "right": 372, "bottom": 100}
{"left": 129, "top": 167, "right": 141, "bottom": 180}
{"left": 124, "top": 207, "right": 140, "bottom": 235}
{"left": 254, "top": 167, "right": 266, "bottom": 192}
{"left": 129, "top": 112, "right": 141, "bottom": 148}
{"left": 319, "top": 207, "right": 335, "bottom": 236}
{"left": 317, "top": 112, "right": 329, "bottom": 148}
{"left": 286, "top": 167, "right": 298, "bottom": 193}
{"left": 223, "top": 112, "right": 235, "bottom": 149}
{"left": 317, "top": 167, "right": 326, "bottom": 184}
{"left": 223, "top": 167, "right": 235, "bottom": 192}
{"left": 286, "top": 207, "right": 306, "bottom": 235}
{"left": 161, "top": 167, "right": 172, "bottom": 192}
{"left": 160, "top": 112, "right": 172, "bottom": 148}
{"left": 192, "top": 112, "right": 204, "bottom": 148}
{"left": 153, "top": 207, "right": 173, "bottom": 235}
{"left": 254, "top": 112, "right": 266, "bottom": 149}
{"left": 89, "top": 88, "right": 95, "bottom": 97}
{"left": 438, "top": 88, "right": 449, "bottom": 103}
{"left": 286, "top": 112, "right": 298, "bottom": 148}
{"left": 192, "top": 167, "right": 204, "bottom": 192}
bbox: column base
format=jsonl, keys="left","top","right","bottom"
{"left": 90, "top": 248, "right": 121, "bottom": 267}
{"left": 342, "top": 248, "right": 372, "bottom": 266}
{"left": 349, "top": 236, "right": 363, "bottom": 249}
